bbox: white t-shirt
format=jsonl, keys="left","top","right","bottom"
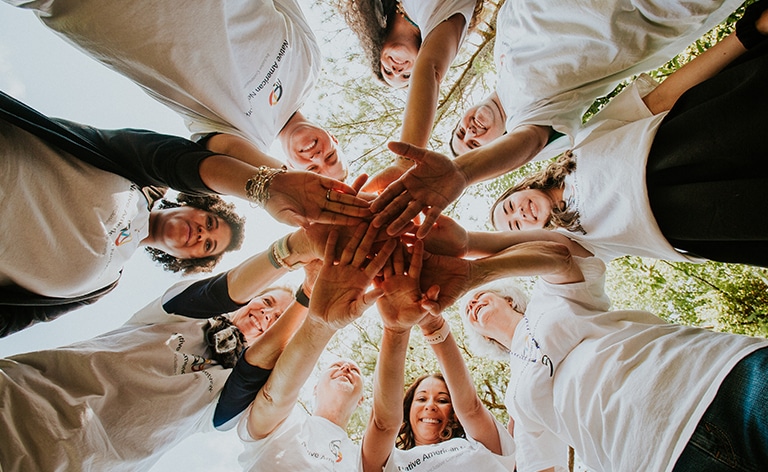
{"left": 495, "top": 0, "right": 743, "bottom": 147}
{"left": 383, "top": 419, "right": 516, "bottom": 472}
{"left": 552, "top": 75, "right": 702, "bottom": 263}
{"left": 27, "top": 0, "right": 320, "bottom": 150}
{"left": 0, "top": 120, "right": 149, "bottom": 297}
{"left": 504, "top": 257, "right": 768, "bottom": 472}
{"left": 238, "top": 407, "right": 360, "bottom": 471}
{"left": 402, "top": 0, "right": 476, "bottom": 46}
{"left": 0, "top": 294, "right": 230, "bottom": 472}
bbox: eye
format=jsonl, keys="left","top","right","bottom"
{"left": 515, "top": 221, "right": 521, "bottom": 231}
{"left": 307, "top": 165, "right": 319, "bottom": 173}
{"left": 402, "top": 73, "right": 411, "bottom": 80}
{"left": 263, "top": 296, "right": 273, "bottom": 307}
{"left": 204, "top": 240, "right": 212, "bottom": 252}
{"left": 206, "top": 216, "right": 213, "bottom": 230}
{"left": 382, "top": 66, "right": 392, "bottom": 76}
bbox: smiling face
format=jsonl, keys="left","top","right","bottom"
{"left": 317, "top": 359, "right": 364, "bottom": 402}
{"left": 380, "top": 41, "right": 418, "bottom": 88}
{"left": 464, "top": 291, "right": 520, "bottom": 340}
{"left": 452, "top": 100, "right": 506, "bottom": 155}
{"left": 229, "top": 288, "right": 293, "bottom": 343}
{"left": 492, "top": 188, "right": 555, "bottom": 232}
{"left": 408, "top": 376, "right": 455, "bottom": 446}
{"left": 284, "top": 123, "right": 346, "bottom": 180}
{"left": 150, "top": 206, "right": 233, "bottom": 259}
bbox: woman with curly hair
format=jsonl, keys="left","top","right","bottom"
{"left": 361, "top": 240, "right": 516, "bottom": 472}
{"left": 337, "top": 0, "right": 484, "bottom": 189}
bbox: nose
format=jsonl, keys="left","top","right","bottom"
{"left": 424, "top": 398, "right": 437, "bottom": 410}
{"left": 196, "top": 225, "right": 210, "bottom": 241}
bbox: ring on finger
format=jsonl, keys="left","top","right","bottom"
{"left": 326, "top": 189, "right": 332, "bottom": 201}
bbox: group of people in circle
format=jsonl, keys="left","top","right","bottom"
{"left": 1, "top": 0, "right": 768, "bottom": 470}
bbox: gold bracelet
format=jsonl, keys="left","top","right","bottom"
{"left": 245, "top": 166, "right": 286, "bottom": 208}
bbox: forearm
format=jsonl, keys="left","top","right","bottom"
{"left": 204, "top": 133, "right": 284, "bottom": 169}
{"left": 469, "top": 241, "right": 584, "bottom": 287}
{"left": 227, "top": 230, "right": 314, "bottom": 303}
{"left": 363, "top": 327, "right": 410, "bottom": 472}
{"left": 456, "top": 125, "right": 550, "bottom": 186}
{"left": 400, "top": 17, "right": 462, "bottom": 147}
{"left": 465, "top": 230, "right": 592, "bottom": 259}
{"left": 643, "top": 33, "right": 748, "bottom": 114}
{"left": 247, "top": 317, "right": 336, "bottom": 438}
{"left": 243, "top": 301, "right": 308, "bottom": 369}
{"left": 427, "top": 330, "right": 502, "bottom": 454}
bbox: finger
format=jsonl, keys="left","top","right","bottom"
{"left": 408, "top": 240, "right": 424, "bottom": 280}
{"left": 327, "top": 190, "right": 371, "bottom": 209}
{"left": 322, "top": 229, "right": 340, "bottom": 269}
{"left": 385, "top": 202, "right": 424, "bottom": 236}
{"left": 360, "top": 287, "right": 385, "bottom": 311}
{"left": 370, "top": 180, "right": 406, "bottom": 214}
{"left": 364, "top": 238, "right": 397, "bottom": 279}
{"left": 351, "top": 223, "right": 379, "bottom": 268}
{"left": 351, "top": 174, "right": 369, "bottom": 194}
{"left": 324, "top": 198, "right": 373, "bottom": 216}
{"left": 421, "top": 299, "right": 441, "bottom": 316}
{"left": 275, "top": 209, "right": 309, "bottom": 228}
{"left": 392, "top": 241, "right": 405, "bottom": 275}
{"left": 415, "top": 208, "right": 442, "bottom": 239}
{"left": 341, "top": 223, "right": 368, "bottom": 265}
{"left": 313, "top": 211, "right": 366, "bottom": 226}
{"left": 320, "top": 176, "right": 358, "bottom": 197}
{"left": 387, "top": 141, "right": 426, "bottom": 163}
{"left": 372, "top": 191, "right": 412, "bottom": 228}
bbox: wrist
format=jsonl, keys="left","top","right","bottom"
{"left": 245, "top": 166, "right": 286, "bottom": 208}
{"left": 295, "top": 284, "right": 310, "bottom": 308}
{"left": 270, "top": 234, "right": 304, "bottom": 271}
{"left": 423, "top": 320, "right": 451, "bottom": 345}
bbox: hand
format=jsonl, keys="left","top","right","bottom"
{"left": 361, "top": 159, "right": 410, "bottom": 194}
{"left": 303, "top": 223, "right": 394, "bottom": 262}
{"left": 408, "top": 214, "right": 469, "bottom": 258}
{"left": 301, "top": 259, "right": 323, "bottom": 296}
{"left": 419, "top": 251, "right": 473, "bottom": 314}
{"left": 308, "top": 223, "right": 397, "bottom": 330}
{"left": 375, "top": 240, "right": 428, "bottom": 332}
{"left": 370, "top": 142, "right": 468, "bottom": 238}
{"left": 265, "top": 170, "right": 371, "bottom": 227}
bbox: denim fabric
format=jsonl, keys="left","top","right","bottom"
{"left": 672, "top": 347, "right": 768, "bottom": 472}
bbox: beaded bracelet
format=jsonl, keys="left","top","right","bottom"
{"left": 272, "top": 235, "right": 303, "bottom": 271}
{"left": 423, "top": 321, "right": 451, "bottom": 345}
{"left": 245, "top": 166, "right": 286, "bottom": 208}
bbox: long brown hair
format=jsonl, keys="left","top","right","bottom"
{"left": 334, "top": 0, "right": 485, "bottom": 84}
{"left": 396, "top": 373, "right": 466, "bottom": 450}
{"left": 490, "top": 152, "right": 585, "bottom": 234}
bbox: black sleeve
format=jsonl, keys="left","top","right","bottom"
{"left": 0, "top": 280, "right": 118, "bottom": 337}
{"left": 0, "top": 90, "right": 218, "bottom": 196}
{"left": 213, "top": 351, "right": 272, "bottom": 430}
{"left": 55, "top": 119, "right": 217, "bottom": 196}
{"left": 161, "top": 272, "right": 244, "bottom": 319}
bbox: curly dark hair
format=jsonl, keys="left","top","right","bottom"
{"left": 145, "top": 193, "right": 245, "bottom": 274}
{"left": 396, "top": 373, "right": 466, "bottom": 450}
{"left": 490, "top": 152, "right": 586, "bottom": 234}
{"left": 335, "top": 0, "right": 484, "bottom": 84}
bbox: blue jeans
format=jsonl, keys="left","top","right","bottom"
{"left": 672, "top": 347, "right": 768, "bottom": 472}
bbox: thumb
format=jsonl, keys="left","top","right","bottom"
{"left": 387, "top": 141, "right": 424, "bottom": 163}
{"left": 360, "top": 287, "right": 384, "bottom": 311}
{"left": 350, "top": 173, "right": 369, "bottom": 194}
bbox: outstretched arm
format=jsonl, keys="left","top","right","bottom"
{"left": 362, "top": 241, "right": 428, "bottom": 472}
{"left": 643, "top": 4, "right": 768, "bottom": 114}
{"left": 400, "top": 14, "right": 466, "bottom": 148}
{"left": 246, "top": 224, "right": 396, "bottom": 439}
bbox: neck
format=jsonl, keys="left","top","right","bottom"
{"left": 489, "top": 91, "right": 507, "bottom": 124}
{"left": 386, "top": 10, "right": 419, "bottom": 43}
{"left": 278, "top": 110, "right": 307, "bottom": 141}
{"left": 141, "top": 211, "right": 159, "bottom": 247}
{"left": 314, "top": 402, "right": 353, "bottom": 429}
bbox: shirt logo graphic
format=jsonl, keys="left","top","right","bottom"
{"left": 330, "top": 440, "right": 342, "bottom": 462}
{"left": 115, "top": 224, "right": 132, "bottom": 246}
{"left": 269, "top": 79, "right": 283, "bottom": 106}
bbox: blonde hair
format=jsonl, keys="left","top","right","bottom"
{"left": 459, "top": 282, "right": 529, "bottom": 361}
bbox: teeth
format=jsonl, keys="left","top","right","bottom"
{"left": 300, "top": 139, "right": 317, "bottom": 153}
{"left": 421, "top": 418, "right": 440, "bottom": 424}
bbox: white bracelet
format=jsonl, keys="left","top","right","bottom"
{"left": 424, "top": 321, "right": 451, "bottom": 345}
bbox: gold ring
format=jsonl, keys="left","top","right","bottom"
{"left": 326, "top": 189, "right": 332, "bottom": 201}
